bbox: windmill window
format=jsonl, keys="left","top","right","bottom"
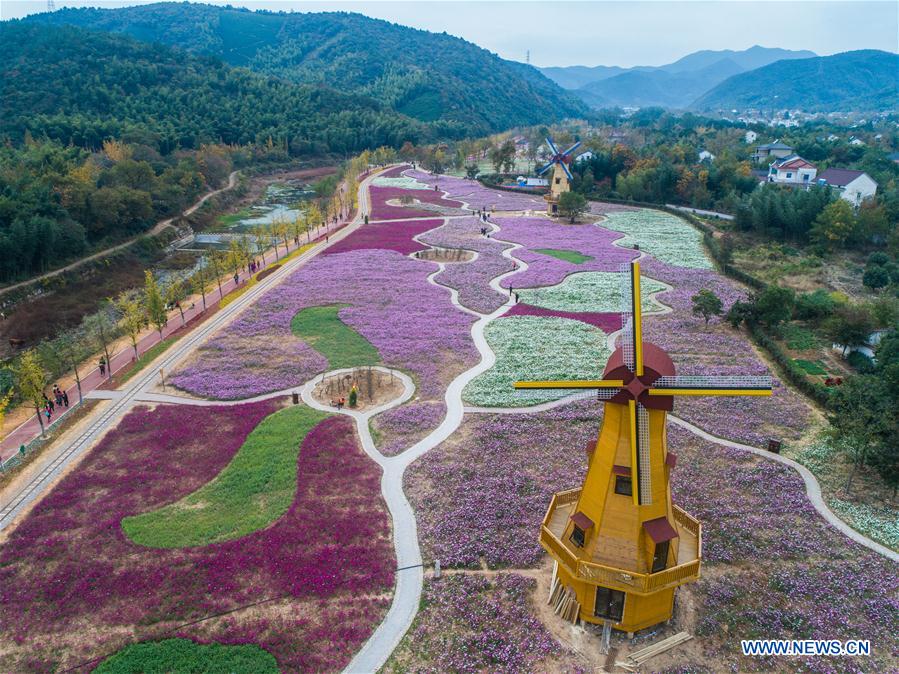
{"left": 569, "top": 511, "right": 594, "bottom": 548}
{"left": 555, "top": 177, "right": 561, "bottom": 184}
{"left": 652, "top": 540, "right": 670, "bottom": 573}
{"left": 594, "top": 586, "right": 625, "bottom": 622}
{"left": 615, "top": 476, "right": 632, "bottom": 496}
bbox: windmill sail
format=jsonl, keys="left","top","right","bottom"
{"left": 636, "top": 403, "right": 652, "bottom": 505}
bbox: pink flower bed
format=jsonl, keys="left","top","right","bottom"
{"left": 171, "top": 249, "right": 478, "bottom": 401}
{"left": 640, "top": 257, "right": 812, "bottom": 445}
{"left": 492, "top": 216, "right": 637, "bottom": 289}
{"left": 385, "top": 574, "right": 569, "bottom": 673}
{"left": 325, "top": 218, "right": 442, "bottom": 256}
{"left": 0, "top": 403, "right": 395, "bottom": 672}
{"left": 371, "top": 400, "right": 446, "bottom": 457}
{"left": 405, "top": 170, "right": 545, "bottom": 211}
{"left": 405, "top": 405, "right": 895, "bottom": 672}
{"left": 369, "top": 186, "right": 465, "bottom": 221}
{"left": 419, "top": 216, "right": 515, "bottom": 314}
{"left": 505, "top": 303, "right": 621, "bottom": 332}
{"left": 589, "top": 200, "right": 640, "bottom": 214}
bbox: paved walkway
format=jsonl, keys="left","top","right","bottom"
{"left": 0, "top": 167, "right": 382, "bottom": 528}
{"left": 1, "top": 204, "right": 341, "bottom": 461}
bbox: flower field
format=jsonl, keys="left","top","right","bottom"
{"left": 419, "top": 216, "right": 515, "bottom": 314}
{"left": 405, "top": 170, "right": 546, "bottom": 211}
{"left": 371, "top": 176, "right": 430, "bottom": 190}
{"left": 369, "top": 186, "right": 465, "bottom": 220}
{"left": 601, "top": 210, "right": 714, "bottom": 269}
{"left": 325, "top": 218, "right": 442, "bottom": 255}
{"left": 122, "top": 406, "right": 330, "bottom": 547}
{"left": 384, "top": 573, "right": 574, "bottom": 673}
{"left": 0, "top": 402, "right": 395, "bottom": 672}
{"left": 504, "top": 302, "right": 622, "bottom": 332}
{"left": 640, "top": 257, "right": 812, "bottom": 445}
{"left": 171, "top": 248, "right": 478, "bottom": 401}
{"left": 491, "top": 216, "right": 637, "bottom": 289}
{"left": 404, "top": 404, "right": 897, "bottom": 673}
{"left": 516, "top": 270, "right": 667, "bottom": 313}
{"left": 463, "top": 315, "right": 613, "bottom": 408}
{"left": 370, "top": 400, "right": 446, "bottom": 457}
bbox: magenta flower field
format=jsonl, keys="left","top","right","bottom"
{"left": 172, "top": 248, "right": 478, "bottom": 401}
{"left": 492, "top": 216, "right": 637, "bottom": 289}
{"left": 325, "top": 218, "right": 442, "bottom": 255}
{"left": 504, "top": 302, "right": 622, "bottom": 332}
{"left": 0, "top": 402, "right": 395, "bottom": 672}
{"left": 369, "top": 185, "right": 465, "bottom": 220}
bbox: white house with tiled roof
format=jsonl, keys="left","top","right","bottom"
{"left": 817, "top": 168, "right": 878, "bottom": 205}
{"left": 768, "top": 155, "right": 817, "bottom": 185}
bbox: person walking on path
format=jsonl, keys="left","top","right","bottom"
{"left": 62, "top": 390, "right": 69, "bottom": 408}
{"left": 99, "top": 358, "right": 107, "bottom": 376}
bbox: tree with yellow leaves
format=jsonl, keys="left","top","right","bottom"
{"left": 115, "top": 293, "right": 147, "bottom": 358}
{"left": 102, "top": 139, "right": 132, "bottom": 162}
{"left": 14, "top": 349, "right": 48, "bottom": 436}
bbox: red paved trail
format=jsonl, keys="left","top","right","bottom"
{"left": 0, "top": 228, "right": 343, "bottom": 462}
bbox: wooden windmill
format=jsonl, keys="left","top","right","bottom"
{"left": 538, "top": 137, "right": 581, "bottom": 216}
{"left": 515, "top": 260, "right": 772, "bottom": 634}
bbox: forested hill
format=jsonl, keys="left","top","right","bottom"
{"left": 0, "top": 21, "right": 427, "bottom": 153}
{"left": 27, "top": 3, "right": 588, "bottom": 134}
{"left": 692, "top": 50, "right": 899, "bottom": 112}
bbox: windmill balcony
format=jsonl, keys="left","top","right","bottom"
{"left": 540, "top": 488, "right": 701, "bottom": 595}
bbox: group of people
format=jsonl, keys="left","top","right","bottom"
{"left": 41, "top": 384, "right": 69, "bottom": 422}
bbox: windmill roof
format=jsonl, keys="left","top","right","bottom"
{"left": 643, "top": 516, "right": 678, "bottom": 543}
{"left": 818, "top": 168, "right": 868, "bottom": 186}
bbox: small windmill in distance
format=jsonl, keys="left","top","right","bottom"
{"left": 537, "top": 136, "right": 580, "bottom": 217}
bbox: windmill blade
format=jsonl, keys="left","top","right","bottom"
{"left": 561, "top": 162, "right": 574, "bottom": 181}
{"left": 619, "top": 264, "right": 635, "bottom": 372}
{"left": 561, "top": 141, "right": 582, "bottom": 156}
{"left": 514, "top": 379, "right": 625, "bottom": 390}
{"left": 649, "top": 375, "right": 773, "bottom": 396}
{"left": 513, "top": 389, "right": 620, "bottom": 402}
{"left": 628, "top": 401, "right": 652, "bottom": 507}
{"left": 630, "top": 260, "right": 644, "bottom": 376}
{"left": 545, "top": 137, "right": 560, "bottom": 156}
{"left": 537, "top": 162, "right": 553, "bottom": 176}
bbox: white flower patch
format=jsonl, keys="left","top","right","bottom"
{"left": 602, "top": 210, "right": 713, "bottom": 269}
{"left": 463, "top": 315, "right": 612, "bottom": 407}
{"left": 371, "top": 176, "right": 430, "bottom": 190}
{"left": 517, "top": 271, "right": 667, "bottom": 314}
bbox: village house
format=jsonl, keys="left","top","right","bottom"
{"left": 752, "top": 139, "right": 793, "bottom": 161}
{"left": 744, "top": 130, "right": 758, "bottom": 144}
{"left": 698, "top": 150, "right": 715, "bottom": 163}
{"left": 817, "top": 168, "right": 878, "bottom": 205}
{"left": 768, "top": 155, "right": 817, "bottom": 185}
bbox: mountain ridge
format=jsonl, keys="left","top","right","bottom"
{"left": 26, "top": 3, "right": 589, "bottom": 134}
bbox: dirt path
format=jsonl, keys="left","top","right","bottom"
{"left": 0, "top": 171, "right": 240, "bottom": 298}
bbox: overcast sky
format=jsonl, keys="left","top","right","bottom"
{"left": 3, "top": 1, "right": 896, "bottom": 67}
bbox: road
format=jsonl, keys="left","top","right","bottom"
{"left": 0, "top": 171, "right": 240, "bottom": 298}
{"left": 0, "top": 167, "right": 380, "bottom": 529}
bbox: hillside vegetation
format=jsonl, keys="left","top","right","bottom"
{"left": 28, "top": 3, "right": 588, "bottom": 134}
{"left": 693, "top": 50, "right": 899, "bottom": 112}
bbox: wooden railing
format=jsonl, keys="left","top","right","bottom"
{"left": 539, "top": 489, "right": 702, "bottom": 595}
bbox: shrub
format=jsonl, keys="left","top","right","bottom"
{"left": 795, "top": 289, "right": 836, "bottom": 321}
{"left": 847, "top": 350, "right": 875, "bottom": 373}
{"left": 867, "top": 251, "right": 891, "bottom": 267}
{"left": 863, "top": 265, "right": 891, "bottom": 291}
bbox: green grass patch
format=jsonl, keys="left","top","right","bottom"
{"left": 95, "top": 638, "right": 278, "bottom": 673}
{"left": 122, "top": 406, "right": 328, "bottom": 548}
{"left": 532, "top": 248, "right": 594, "bottom": 265}
{"left": 291, "top": 304, "right": 380, "bottom": 370}
{"left": 793, "top": 359, "right": 828, "bottom": 375}
{"left": 216, "top": 207, "right": 253, "bottom": 228}
{"left": 119, "top": 337, "right": 178, "bottom": 385}
{"left": 780, "top": 323, "right": 821, "bottom": 351}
